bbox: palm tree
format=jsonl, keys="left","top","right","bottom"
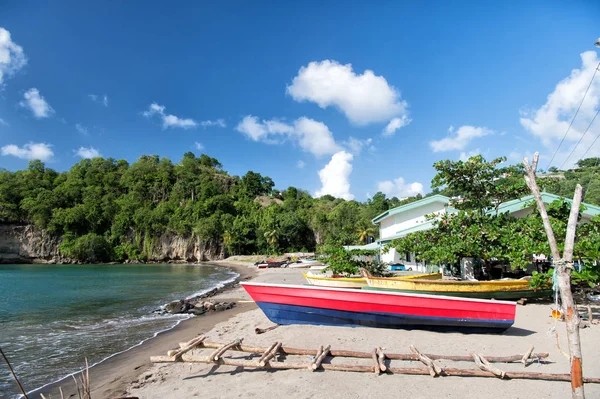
{"left": 356, "top": 226, "right": 376, "bottom": 244}
{"left": 264, "top": 229, "right": 279, "bottom": 251}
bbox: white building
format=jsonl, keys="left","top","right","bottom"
{"left": 370, "top": 192, "right": 600, "bottom": 272}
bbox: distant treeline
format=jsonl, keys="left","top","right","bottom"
{"left": 0, "top": 153, "right": 598, "bottom": 262}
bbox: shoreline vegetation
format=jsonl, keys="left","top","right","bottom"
{"left": 2, "top": 154, "right": 600, "bottom": 267}
{"left": 24, "top": 261, "right": 256, "bottom": 399}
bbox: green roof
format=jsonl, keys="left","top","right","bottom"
{"left": 372, "top": 194, "right": 451, "bottom": 224}
{"left": 490, "top": 192, "right": 600, "bottom": 217}
{"left": 344, "top": 242, "right": 381, "bottom": 251}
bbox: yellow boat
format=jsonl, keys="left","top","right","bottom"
{"left": 303, "top": 272, "right": 442, "bottom": 289}
{"left": 361, "top": 269, "right": 551, "bottom": 299}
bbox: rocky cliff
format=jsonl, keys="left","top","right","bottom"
{"left": 0, "top": 224, "right": 67, "bottom": 264}
{"left": 0, "top": 224, "right": 226, "bottom": 264}
{"left": 140, "top": 232, "right": 227, "bottom": 263}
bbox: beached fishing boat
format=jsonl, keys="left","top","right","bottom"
{"left": 303, "top": 272, "right": 368, "bottom": 288}
{"left": 361, "top": 270, "right": 552, "bottom": 300}
{"left": 242, "top": 282, "right": 516, "bottom": 333}
{"left": 303, "top": 272, "right": 442, "bottom": 289}
{"left": 255, "top": 260, "right": 288, "bottom": 269}
{"left": 288, "top": 259, "right": 324, "bottom": 269}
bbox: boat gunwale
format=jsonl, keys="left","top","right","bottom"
{"left": 241, "top": 281, "right": 517, "bottom": 305}
{"left": 367, "top": 276, "right": 529, "bottom": 287}
{"left": 302, "top": 272, "right": 366, "bottom": 283}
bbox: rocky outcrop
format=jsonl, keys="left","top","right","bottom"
{"left": 0, "top": 224, "right": 226, "bottom": 264}
{"left": 142, "top": 232, "right": 226, "bottom": 263}
{"left": 0, "top": 224, "right": 72, "bottom": 264}
{"left": 157, "top": 280, "right": 239, "bottom": 315}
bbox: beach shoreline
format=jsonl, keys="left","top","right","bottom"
{"left": 29, "top": 261, "right": 257, "bottom": 399}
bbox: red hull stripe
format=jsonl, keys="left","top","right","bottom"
{"left": 242, "top": 283, "right": 516, "bottom": 322}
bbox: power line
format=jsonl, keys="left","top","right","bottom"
{"left": 574, "top": 108, "right": 600, "bottom": 163}
{"left": 546, "top": 62, "right": 600, "bottom": 170}
{"left": 559, "top": 105, "right": 600, "bottom": 169}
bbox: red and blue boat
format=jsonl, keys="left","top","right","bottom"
{"left": 242, "top": 282, "right": 516, "bottom": 333}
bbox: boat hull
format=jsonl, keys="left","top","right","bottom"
{"left": 242, "top": 282, "right": 516, "bottom": 333}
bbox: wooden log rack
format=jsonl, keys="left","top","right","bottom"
{"left": 150, "top": 336, "right": 600, "bottom": 384}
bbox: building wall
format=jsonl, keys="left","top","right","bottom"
{"left": 381, "top": 248, "right": 426, "bottom": 272}
{"left": 379, "top": 201, "right": 449, "bottom": 240}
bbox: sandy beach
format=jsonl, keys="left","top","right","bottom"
{"left": 34, "top": 265, "right": 600, "bottom": 399}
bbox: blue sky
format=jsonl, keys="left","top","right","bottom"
{"left": 1, "top": 1, "right": 599, "bottom": 200}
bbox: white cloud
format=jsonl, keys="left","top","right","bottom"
{"left": 520, "top": 51, "right": 600, "bottom": 168}
{"left": 343, "top": 137, "right": 374, "bottom": 155}
{"left": 143, "top": 103, "right": 197, "bottom": 129}
{"left": 292, "top": 117, "right": 340, "bottom": 156}
{"left": 287, "top": 60, "right": 409, "bottom": 125}
{"left": 194, "top": 142, "right": 204, "bottom": 151}
{"left": 297, "top": 160, "right": 305, "bottom": 168}
{"left": 200, "top": 119, "right": 226, "bottom": 128}
{"left": 315, "top": 151, "right": 354, "bottom": 200}
{"left": 1, "top": 142, "right": 53, "bottom": 161}
{"left": 377, "top": 177, "right": 424, "bottom": 199}
{"left": 235, "top": 115, "right": 340, "bottom": 156}
{"left": 75, "top": 123, "right": 88, "bottom": 135}
{"left": 0, "top": 27, "right": 27, "bottom": 85}
{"left": 459, "top": 148, "right": 481, "bottom": 162}
{"left": 88, "top": 94, "right": 109, "bottom": 107}
{"left": 0, "top": 117, "right": 7, "bottom": 126}
{"left": 383, "top": 115, "right": 412, "bottom": 136}
{"left": 75, "top": 147, "right": 101, "bottom": 159}
{"left": 429, "top": 125, "right": 492, "bottom": 152}
{"left": 235, "top": 115, "right": 292, "bottom": 142}
{"left": 20, "top": 88, "right": 54, "bottom": 118}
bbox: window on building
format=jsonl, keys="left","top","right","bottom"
{"left": 405, "top": 252, "right": 411, "bottom": 262}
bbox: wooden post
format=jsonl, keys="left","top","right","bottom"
{"left": 523, "top": 153, "right": 585, "bottom": 399}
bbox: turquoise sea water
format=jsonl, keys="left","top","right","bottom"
{"left": 0, "top": 263, "right": 237, "bottom": 398}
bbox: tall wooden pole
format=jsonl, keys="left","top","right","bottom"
{"left": 523, "top": 153, "right": 584, "bottom": 399}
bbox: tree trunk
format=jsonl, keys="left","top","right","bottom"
{"left": 561, "top": 185, "right": 584, "bottom": 397}
{"left": 460, "top": 257, "right": 475, "bottom": 280}
{"left": 523, "top": 153, "right": 585, "bottom": 399}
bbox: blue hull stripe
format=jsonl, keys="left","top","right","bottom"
{"left": 256, "top": 302, "right": 513, "bottom": 333}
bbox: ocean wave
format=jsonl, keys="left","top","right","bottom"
{"left": 22, "top": 268, "right": 238, "bottom": 399}
{"left": 184, "top": 271, "right": 239, "bottom": 299}
{"left": 24, "top": 315, "right": 190, "bottom": 399}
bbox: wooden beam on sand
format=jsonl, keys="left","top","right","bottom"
{"left": 150, "top": 353, "right": 600, "bottom": 383}
{"left": 177, "top": 341, "right": 550, "bottom": 363}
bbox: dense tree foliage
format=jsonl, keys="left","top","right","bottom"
{"left": 390, "top": 156, "right": 600, "bottom": 281}
{"left": 2, "top": 153, "right": 600, "bottom": 264}
{"left": 0, "top": 153, "right": 403, "bottom": 261}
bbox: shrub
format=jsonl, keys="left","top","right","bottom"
{"left": 60, "top": 233, "right": 113, "bottom": 263}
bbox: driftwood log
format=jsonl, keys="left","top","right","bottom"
{"left": 311, "top": 345, "right": 331, "bottom": 371}
{"left": 376, "top": 348, "right": 386, "bottom": 372}
{"left": 255, "top": 324, "right": 280, "bottom": 334}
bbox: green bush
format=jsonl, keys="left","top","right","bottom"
{"left": 114, "top": 243, "right": 142, "bottom": 261}
{"left": 60, "top": 233, "right": 113, "bottom": 263}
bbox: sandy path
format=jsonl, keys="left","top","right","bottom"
{"left": 128, "top": 268, "right": 600, "bottom": 399}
